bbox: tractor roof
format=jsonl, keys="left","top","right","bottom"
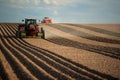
{"left": 25, "top": 18, "right": 36, "bottom": 20}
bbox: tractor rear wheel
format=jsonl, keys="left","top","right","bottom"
{"left": 16, "top": 31, "right": 21, "bottom": 38}
{"left": 41, "top": 28, "right": 45, "bottom": 39}
{"left": 41, "top": 31, "right": 45, "bottom": 39}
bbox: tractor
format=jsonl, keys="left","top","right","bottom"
{"left": 41, "top": 17, "right": 52, "bottom": 23}
{"left": 16, "top": 18, "right": 45, "bottom": 39}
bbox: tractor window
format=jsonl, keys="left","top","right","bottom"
{"left": 26, "top": 21, "right": 31, "bottom": 25}
{"left": 26, "top": 20, "right": 36, "bottom": 26}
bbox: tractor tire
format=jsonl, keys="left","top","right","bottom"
{"left": 41, "top": 30, "right": 45, "bottom": 39}
{"left": 41, "top": 27, "right": 45, "bottom": 39}
{"left": 16, "top": 31, "right": 21, "bottom": 38}
{"left": 42, "top": 31, "right": 45, "bottom": 39}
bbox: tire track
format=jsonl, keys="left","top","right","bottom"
{"left": 66, "top": 24, "right": 120, "bottom": 37}
{"left": 5, "top": 23, "right": 118, "bottom": 77}
{"left": 46, "top": 24, "right": 120, "bottom": 44}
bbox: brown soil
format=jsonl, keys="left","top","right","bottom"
{"left": 83, "top": 24, "right": 120, "bottom": 33}
{"left": 1, "top": 23, "right": 120, "bottom": 80}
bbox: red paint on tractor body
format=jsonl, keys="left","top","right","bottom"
{"left": 42, "top": 17, "right": 52, "bottom": 23}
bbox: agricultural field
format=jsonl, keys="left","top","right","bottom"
{"left": 0, "top": 23, "right": 120, "bottom": 80}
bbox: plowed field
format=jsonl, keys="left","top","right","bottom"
{"left": 0, "top": 23, "right": 120, "bottom": 80}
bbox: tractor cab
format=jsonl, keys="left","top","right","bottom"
{"left": 25, "top": 19, "right": 37, "bottom": 32}
{"left": 16, "top": 18, "right": 45, "bottom": 39}
{"left": 25, "top": 19, "right": 36, "bottom": 26}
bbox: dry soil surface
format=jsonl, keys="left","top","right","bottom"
{"left": 1, "top": 23, "right": 120, "bottom": 80}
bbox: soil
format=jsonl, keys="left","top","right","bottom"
{"left": 1, "top": 23, "right": 120, "bottom": 80}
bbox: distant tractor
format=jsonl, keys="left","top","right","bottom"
{"left": 16, "top": 18, "right": 45, "bottom": 39}
{"left": 41, "top": 17, "right": 52, "bottom": 23}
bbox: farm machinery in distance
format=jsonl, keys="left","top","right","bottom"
{"left": 16, "top": 18, "right": 45, "bottom": 39}
{"left": 41, "top": 17, "right": 52, "bottom": 23}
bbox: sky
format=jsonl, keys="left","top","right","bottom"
{"left": 0, "top": 0, "right": 120, "bottom": 23}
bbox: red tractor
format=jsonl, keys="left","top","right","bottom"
{"left": 16, "top": 18, "right": 45, "bottom": 39}
{"left": 41, "top": 17, "right": 52, "bottom": 23}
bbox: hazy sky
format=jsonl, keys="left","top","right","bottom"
{"left": 0, "top": 0, "right": 120, "bottom": 23}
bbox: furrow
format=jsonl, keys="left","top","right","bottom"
{"left": 6, "top": 23, "right": 118, "bottom": 77}
{"left": 66, "top": 24, "right": 120, "bottom": 37}
{"left": 0, "top": 44, "right": 18, "bottom": 80}
{"left": 0, "top": 59, "right": 9, "bottom": 80}
{"left": 6, "top": 23, "right": 90, "bottom": 80}
{"left": 1, "top": 40, "right": 38, "bottom": 80}
{"left": 60, "top": 24, "right": 120, "bottom": 41}
{"left": 16, "top": 23, "right": 120, "bottom": 57}
{"left": 2, "top": 23, "right": 118, "bottom": 80}
{"left": 49, "top": 32, "right": 120, "bottom": 59}
{"left": 4, "top": 24, "right": 74, "bottom": 80}
{"left": 7, "top": 23, "right": 106, "bottom": 80}
{"left": 0, "top": 34, "right": 38, "bottom": 80}
{"left": 1, "top": 25, "right": 55, "bottom": 80}
{"left": 45, "top": 24, "right": 120, "bottom": 53}
{"left": 43, "top": 24, "right": 120, "bottom": 59}
{"left": 46, "top": 24, "right": 120, "bottom": 44}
